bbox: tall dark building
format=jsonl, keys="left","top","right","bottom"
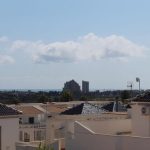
{"left": 63, "top": 80, "right": 81, "bottom": 93}
{"left": 82, "top": 80, "right": 89, "bottom": 93}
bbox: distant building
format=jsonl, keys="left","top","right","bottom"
{"left": 63, "top": 80, "right": 81, "bottom": 93}
{"left": 82, "top": 80, "right": 89, "bottom": 93}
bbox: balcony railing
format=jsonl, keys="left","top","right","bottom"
{"left": 19, "top": 123, "right": 46, "bottom": 129}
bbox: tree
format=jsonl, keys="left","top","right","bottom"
{"left": 120, "top": 90, "right": 130, "bottom": 103}
{"left": 12, "top": 98, "right": 21, "bottom": 105}
{"left": 38, "top": 95, "right": 49, "bottom": 103}
{"left": 60, "top": 91, "right": 73, "bottom": 102}
{"left": 79, "top": 96, "right": 88, "bottom": 101}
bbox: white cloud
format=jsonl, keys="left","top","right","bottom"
{"left": 10, "top": 33, "right": 147, "bottom": 63}
{"left": 11, "top": 40, "right": 43, "bottom": 53}
{"left": 0, "top": 36, "right": 9, "bottom": 43}
{"left": 0, "top": 55, "right": 14, "bottom": 64}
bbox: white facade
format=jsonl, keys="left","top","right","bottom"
{"left": 20, "top": 114, "right": 45, "bottom": 124}
{"left": 0, "top": 116, "right": 19, "bottom": 150}
{"left": 80, "top": 119, "right": 131, "bottom": 134}
{"left": 65, "top": 102, "right": 150, "bottom": 150}
{"left": 19, "top": 124, "right": 46, "bottom": 142}
{"left": 66, "top": 121, "right": 150, "bottom": 150}
{"left": 131, "top": 102, "right": 150, "bottom": 137}
{"left": 18, "top": 106, "right": 46, "bottom": 143}
{"left": 46, "top": 113, "right": 129, "bottom": 150}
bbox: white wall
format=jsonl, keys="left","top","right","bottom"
{"left": 66, "top": 122, "right": 150, "bottom": 150}
{"left": 20, "top": 126, "right": 46, "bottom": 142}
{"left": 21, "top": 115, "right": 44, "bottom": 124}
{"left": 80, "top": 119, "right": 131, "bottom": 134}
{"left": 46, "top": 120, "right": 64, "bottom": 144}
{"left": 131, "top": 104, "right": 150, "bottom": 137}
{"left": 0, "top": 117, "right": 19, "bottom": 150}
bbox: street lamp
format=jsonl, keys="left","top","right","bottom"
{"left": 136, "top": 77, "right": 141, "bottom": 94}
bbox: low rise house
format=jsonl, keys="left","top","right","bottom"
{"left": 46, "top": 102, "right": 128, "bottom": 150}
{"left": 14, "top": 103, "right": 68, "bottom": 150}
{"left": 0, "top": 103, "right": 21, "bottom": 150}
{"left": 15, "top": 105, "right": 46, "bottom": 143}
{"left": 65, "top": 94, "right": 150, "bottom": 150}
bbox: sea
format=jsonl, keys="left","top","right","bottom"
{"left": 0, "top": 89, "right": 62, "bottom": 92}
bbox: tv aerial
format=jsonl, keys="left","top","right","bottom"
{"left": 127, "top": 81, "right": 133, "bottom": 90}
{"left": 127, "top": 81, "right": 134, "bottom": 98}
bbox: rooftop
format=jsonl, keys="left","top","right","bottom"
{"left": 41, "top": 103, "right": 68, "bottom": 114}
{"left": 60, "top": 102, "right": 127, "bottom": 115}
{"left": 132, "top": 92, "right": 150, "bottom": 102}
{"left": 0, "top": 104, "right": 22, "bottom": 116}
{"left": 14, "top": 105, "right": 43, "bottom": 115}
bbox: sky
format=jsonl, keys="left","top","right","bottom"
{"left": 0, "top": 0, "right": 150, "bottom": 90}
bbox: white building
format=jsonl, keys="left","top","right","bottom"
{"left": 15, "top": 105, "right": 46, "bottom": 143}
{"left": 14, "top": 103, "right": 68, "bottom": 150}
{"left": 46, "top": 110, "right": 129, "bottom": 150}
{"left": 65, "top": 101, "right": 150, "bottom": 150}
{"left": 0, "top": 104, "right": 21, "bottom": 150}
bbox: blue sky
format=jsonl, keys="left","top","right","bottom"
{"left": 0, "top": 0, "right": 150, "bottom": 90}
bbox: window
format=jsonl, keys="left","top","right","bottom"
{"left": 24, "top": 132, "right": 30, "bottom": 142}
{"left": 19, "top": 118, "right": 22, "bottom": 124}
{"left": 29, "top": 117, "right": 34, "bottom": 124}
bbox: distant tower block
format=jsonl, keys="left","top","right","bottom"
{"left": 82, "top": 80, "right": 89, "bottom": 93}
{"left": 63, "top": 79, "right": 81, "bottom": 93}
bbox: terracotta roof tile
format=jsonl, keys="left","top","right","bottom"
{"left": 15, "top": 106, "right": 43, "bottom": 115}
{"left": 41, "top": 103, "right": 68, "bottom": 114}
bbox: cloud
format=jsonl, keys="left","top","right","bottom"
{"left": 0, "top": 36, "right": 9, "bottom": 43}
{"left": 0, "top": 55, "right": 14, "bottom": 64}
{"left": 10, "top": 33, "right": 147, "bottom": 63}
{"left": 0, "top": 36, "right": 14, "bottom": 64}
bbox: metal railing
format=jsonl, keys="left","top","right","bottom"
{"left": 19, "top": 123, "right": 46, "bottom": 129}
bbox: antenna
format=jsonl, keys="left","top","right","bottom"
{"left": 127, "top": 81, "right": 133, "bottom": 98}
{"left": 127, "top": 81, "right": 133, "bottom": 89}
